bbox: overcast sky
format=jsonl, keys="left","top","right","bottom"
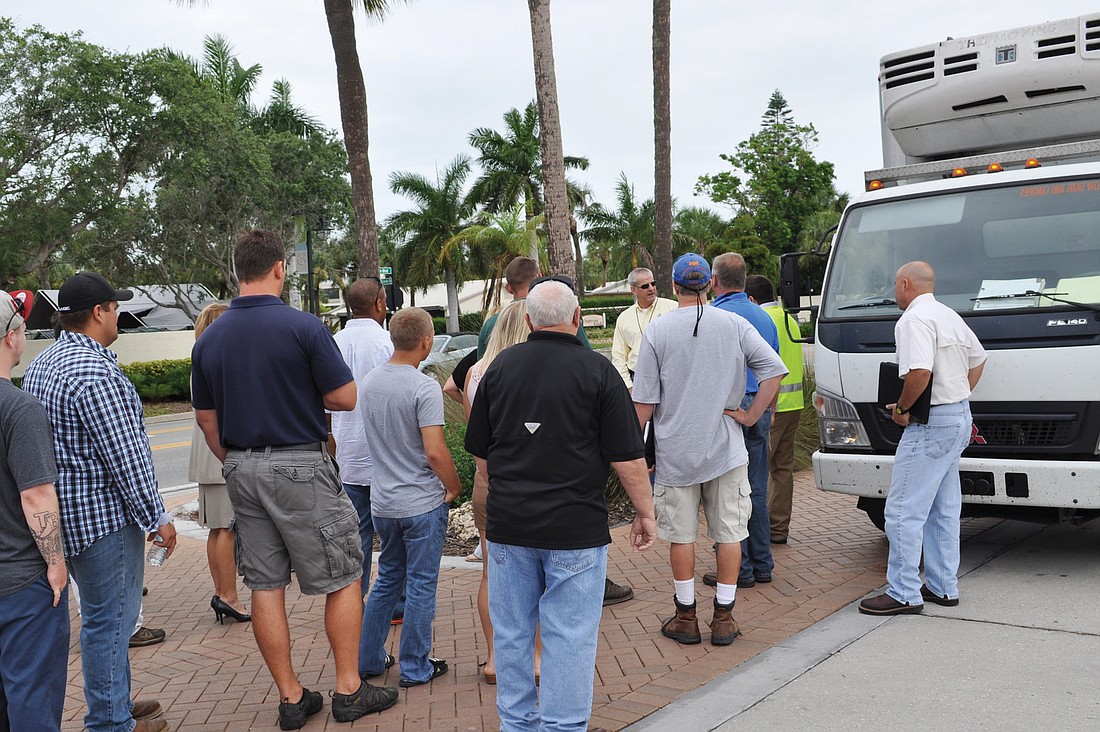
{"left": 7, "top": 0, "right": 1100, "bottom": 229}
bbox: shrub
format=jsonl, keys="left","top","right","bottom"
{"left": 444, "top": 422, "right": 475, "bottom": 506}
{"left": 120, "top": 359, "right": 191, "bottom": 401}
{"left": 432, "top": 313, "right": 485, "bottom": 335}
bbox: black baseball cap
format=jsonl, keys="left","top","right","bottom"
{"left": 57, "top": 272, "right": 134, "bottom": 312}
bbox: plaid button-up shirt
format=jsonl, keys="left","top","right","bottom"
{"left": 23, "top": 330, "right": 164, "bottom": 557}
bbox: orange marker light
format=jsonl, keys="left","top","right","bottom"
{"left": 987, "top": 162, "right": 1004, "bottom": 173}
{"left": 868, "top": 180, "right": 884, "bottom": 191}
{"left": 951, "top": 167, "right": 968, "bottom": 178}
{"left": 1024, "top": 157, "right": 1042, "bottom": 168}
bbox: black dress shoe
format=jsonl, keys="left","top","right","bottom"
{"left": 858, "top": 593, "right": 923, "bottom": 616}
{"left": 920, "top": 585, "right": 960, "bottom": 607}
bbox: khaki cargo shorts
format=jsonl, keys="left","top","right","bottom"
{"left": 654, "top": 464, "right": 751, "bottom": 544}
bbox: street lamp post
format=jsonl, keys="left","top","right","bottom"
{"left": 305, "top": 214, "right": 332, "bottom": 316}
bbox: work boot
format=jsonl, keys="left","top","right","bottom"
{"left": 131, "top": 700, "right": 163, "bottom": 720}
{"left": 660, "top": 596, "right": 701, "bottom": 645}
{"left": 133, "top": 719, "right": 170, "bottom": 732}
{"left": 709, "top": 599, "right": 741, "bottom": 646}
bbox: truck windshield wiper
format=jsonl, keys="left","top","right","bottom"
{"left": 838, "top": 298, "right": 897, "bottom": 310}
{"left": 971, "top": 290, "right": 1100, "bottom": 314}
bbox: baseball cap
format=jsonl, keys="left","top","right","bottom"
{"left": 57, "top": 272, "right": 133, "bottom": 313}
{"left": 672, "top": 253, "right": 711, "bottom": 291}
{"left": 2, "top": 290, "right": 32, "bottom": 335}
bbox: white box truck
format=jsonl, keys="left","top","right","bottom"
{"left": 780, "top": 14, "right": 1100, "bottom": 529}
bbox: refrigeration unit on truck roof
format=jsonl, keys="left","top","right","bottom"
{"left": 879, "top": 13, "right": 1100, "bottom": 167}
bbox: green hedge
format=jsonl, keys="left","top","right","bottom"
{"left": 444, "top": 421, "right": 475, "bottom": 505}
{"left": 120, "top": 359, "right": 191, "bottom": 401}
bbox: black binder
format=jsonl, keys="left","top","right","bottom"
{"left": 878, "top": 362, "right": 932, "bottom": 424}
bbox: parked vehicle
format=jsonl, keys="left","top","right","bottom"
{"left": 782, "top": 14, "right": 1100, "bottom": 529}
{"left": 419, "top": 333, "right": 478, "bottom": 372}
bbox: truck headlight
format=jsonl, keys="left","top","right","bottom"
{"left": 814, "top": 389, "right": 870, "bottom": 448}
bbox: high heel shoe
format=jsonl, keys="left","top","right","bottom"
{"left": 211, "top": 595, "right": 251, "bottom": 624}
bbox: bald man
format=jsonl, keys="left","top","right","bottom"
{"left": 859, "top": 261, "right": 986, "bottom": 616}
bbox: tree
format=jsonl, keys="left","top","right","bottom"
{"left": 445, "top": 206, "right": 535, "bottom": 311}
{"left": 526, "top": 0, "right": 574, "bottom": 283}
{"left": 466, "top": 101, "right": 588, "bottom": 261}
{"left": 386, "top": 156, "right": 475, "bottom": 333}
{"left": 581, "top": 174, "right": 655, "bottom": 282}
{"left": 652, "top": 0, "right": 674, "bottom": 297}
{"left": 323, "top": 0, "right": 406, "bottom": 283}
{"left": 696, "top": 90, "right": 836, "bottom": 256}
{"left": 0, "top": 22, "right": 188, "bottom": 287}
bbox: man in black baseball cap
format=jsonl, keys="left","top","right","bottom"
{"left": 57, "top": 272, "right": 133, "bottom": 313}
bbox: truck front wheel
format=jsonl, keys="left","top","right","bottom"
{"left": 857, "top": 497, "right": 887, "bottom": 532}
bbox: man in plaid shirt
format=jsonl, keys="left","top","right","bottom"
{"left": 24, "top": 272, "right": 176, "bottom": 732}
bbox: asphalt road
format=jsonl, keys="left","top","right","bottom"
{"left": 146, "top": 412, "right": 195, "bottom": 492}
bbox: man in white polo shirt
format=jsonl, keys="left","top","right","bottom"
{"left": 859, "top": 261, "right": 987, "bottom": 616}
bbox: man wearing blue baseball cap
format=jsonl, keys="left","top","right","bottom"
{"left": 632, "top": 254, "right": 787, "bottom": 646}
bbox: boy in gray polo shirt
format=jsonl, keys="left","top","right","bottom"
{"left": 358, "top": 308, "right": 462, "bottom": 687}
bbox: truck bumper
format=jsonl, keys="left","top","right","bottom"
{"left": 813, "top": 452, "right": 1100, "bottom": 509}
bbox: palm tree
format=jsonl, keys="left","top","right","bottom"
{"left": 467, "top": 101, "right": 588, "bottom": 261}
{"left": 526, "top": 0, "right": 574, "bottom": 282}
{"left": 386, "top": 156, "right": 474, "bottom": 333}
{"left": 566, "top": 181, "right": 594, "bottom": 289}
{"left": 323, "top": 0, "right": 406, "bottom": 283}
{"left": 581, "top": 174, "right": 655, "bottom": 281}
{"left": 182, "top": 1, "right": 404, "bottom": 282}
{"left": 445, "top": 206, "right": 536, "bottom": 311}
{"left": 254, "top": 79, "right": 323, "bottom": 138}
{"left": 652, "top": 0, "right": 674, "bottom": 297}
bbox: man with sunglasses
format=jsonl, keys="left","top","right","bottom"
{"left": 0, "top": 290, "right": 69, "bottom": 732}
{"left": 24, "top": 273, "right": 174, "bottom": 732}
{"left": 611, "top": 268, "right": 677, "bottom": 393}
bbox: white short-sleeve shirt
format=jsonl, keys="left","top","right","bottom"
{"left": 895, "top": 293, "right": 987, "bottom": 405}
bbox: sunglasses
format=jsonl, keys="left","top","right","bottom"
{"left": 4, "top": 292, "right": 28, "bottom": 335}
{"left": 633, "top": 282, "right": 655, "bottom": 290}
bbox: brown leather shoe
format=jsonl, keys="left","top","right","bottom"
{"left": 858, "top": 592, "right": 923, "bottom": 616}
{"left": 709, "top": 599, "right": 741, "bottom": 646}
{"left": 920, "top": 584, "right": 960, "bottom": 607}
{"left": 134, "top": 717, "right": 170, "bottom": 732}
{"left": 660, "top": 596, "right": 701, "bottom": 645}
{"left": 131, "top": 700, "right": 163, "bottom": 720}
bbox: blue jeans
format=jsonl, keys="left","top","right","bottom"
{"left": 0, "top": 574, "right": 70, "bottom": 732}
{"left": 343, "top": 483, "right": 375, "bottom": 586}
{"left": 67, "top": 523, "right": 144, "bottom": 732}
{"left": 488, "top": 541, "right": 608, "bottom": 732}
{"left": 740, "top": 394, "right": 774, "bottom": 581}
{"left": 359, "top": 503, "right": 447, "bottom": 683}
{"left": 885, "top": 401, "right": 972, "bottom": 605}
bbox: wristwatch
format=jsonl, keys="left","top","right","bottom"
{"left": 894, "top": 404, "right": 910, "bottom": 415}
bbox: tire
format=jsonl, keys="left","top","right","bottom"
{"left": 858, "top": 497, "right": 887, "bottom": 532}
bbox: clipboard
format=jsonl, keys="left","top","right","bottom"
{"left": 878, "top": 362, "right": 932, "bottom": 424}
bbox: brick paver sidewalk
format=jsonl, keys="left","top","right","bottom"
{"left": 58, "top": 473, "right": 948, "bottom": 731}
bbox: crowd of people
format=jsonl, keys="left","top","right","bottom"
{"left": 0, "top": 224, "right": 985, "bottom": 731}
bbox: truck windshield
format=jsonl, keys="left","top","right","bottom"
{"left": 822, "top": 178, "right": 1100, "bottom": 318}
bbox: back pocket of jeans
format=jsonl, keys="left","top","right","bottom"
{"left": 318, "top": 509, "right": 362, "bottom": 579}
{"left": 923, "top": 424, "right": 961, "bottom": 460}
{"left": 550, "top": 548, "right": 597, "bottom": 574}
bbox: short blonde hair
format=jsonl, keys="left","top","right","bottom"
{"left": 389, "top": 307, "right": 434, "bottom": 351}
{"left": 194, "top": 303, "right": 229, "bottom": 340}
{"left": 481, "top": 300, "right": 529, "bottom": 371}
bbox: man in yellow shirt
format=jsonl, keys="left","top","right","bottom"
{"left": 612, "top": 268, "right": 678, "bottom": 391}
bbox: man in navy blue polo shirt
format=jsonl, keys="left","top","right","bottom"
{"left": 192, "top": 229, "right": 398, "bottom": 729}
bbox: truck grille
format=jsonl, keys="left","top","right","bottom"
{"left": 869, "top": 408, "right": 1085, "bottom": 452}
{"left": 972, "top": 419, "right": 1076, "bottom": 447}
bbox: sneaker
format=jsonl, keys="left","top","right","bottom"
{"left": 129, "top": 627, "right": 166, "bottom": 648}
{"left": 278, "top": 688, "right": 323, "bottom": 730}
{"left": 390, "top": 610, "right": 404, "bottom": 626}
{"left": 331, "top": 682, "right": 398, "bottom": 721}
{"left": 399, "top": 657, "right": 448, "bottom": 687}
{"left": 602, "top": 578, "right": 634, "bottom": 606}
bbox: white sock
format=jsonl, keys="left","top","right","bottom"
{"left": 716, "top": 582, "right": 737, "bottom": 607}
{"left": 673, "top": 579, "right": 695, "bottom": 606}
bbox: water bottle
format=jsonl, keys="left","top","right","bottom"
{"left": 147, "top": 535, "right": 168, "bottom": 567}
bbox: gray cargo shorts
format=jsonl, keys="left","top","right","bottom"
{"left": 223, "top": 445, "right": 363, "bottom": 595}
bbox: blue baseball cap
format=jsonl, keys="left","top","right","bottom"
{"left": 672, "top": 253, "right": 711, "bottom": 291}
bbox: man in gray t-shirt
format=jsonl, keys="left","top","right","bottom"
{"left": 633, "top": 254, "right": 786, "bottom": 647}
{"left": 358, "top": 308, "right": 462, "bottom": 687}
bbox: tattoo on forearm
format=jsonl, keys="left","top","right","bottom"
{"left": 30, "top": 510, "right": 64, "bottom": 566}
